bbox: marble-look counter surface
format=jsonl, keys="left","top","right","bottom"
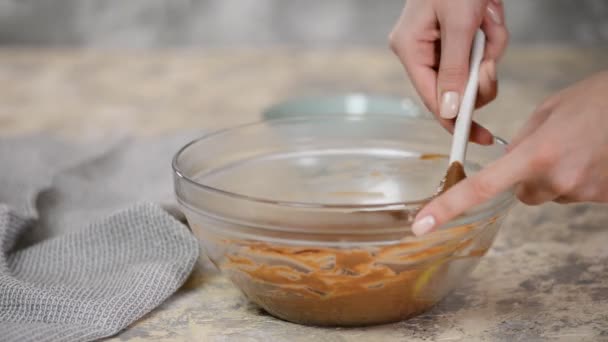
{"left": 1, "top": 46, "right": 607, "bottom": 341}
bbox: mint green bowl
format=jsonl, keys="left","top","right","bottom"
{"left": 263, "top": 94, "right": 426, "bottom": 119}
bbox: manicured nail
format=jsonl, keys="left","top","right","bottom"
{"left": 412, "top": 215, "right": 436, "bottom": 236}
{"left": 440, "top": 91, "right": 459, "bottom": 119}
{"left": 487, "top": 5, "right": 502, "bottom": 25}
{"left": 487, "top": 60, "right": 497, "bottom": 81}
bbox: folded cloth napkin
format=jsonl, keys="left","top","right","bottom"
{"left": 0, "top": 134, "right": 200, "bottom": 342}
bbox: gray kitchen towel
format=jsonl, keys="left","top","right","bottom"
{"left": 0, "top": 134, "right": 201, "bottom": 342}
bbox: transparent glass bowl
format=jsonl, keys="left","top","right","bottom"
{"left": 173, "top": 115, "right": 515, "bottom": 326}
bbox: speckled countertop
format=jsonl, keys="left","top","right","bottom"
{"left": 1, "top": 46, "right": 607, "bottom": 341}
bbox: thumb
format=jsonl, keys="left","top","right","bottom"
{"left": 437, "top": 21, "right": 479, "bottom": 119}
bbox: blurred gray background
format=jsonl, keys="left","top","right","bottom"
{"left": 0, "top": 0, "right": 607, "bottom": 47}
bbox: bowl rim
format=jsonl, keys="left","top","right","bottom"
{"left": 172, "top": 115, "right": 515, "bottom": 226}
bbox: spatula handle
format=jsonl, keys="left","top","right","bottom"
{"left": 448, "top": 30, "right": 486, "bottom": 165}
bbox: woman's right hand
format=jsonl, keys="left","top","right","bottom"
{"left": 412, "top": 71, "right": 608, "bottom": 236}
{"left": 389, "top": 0, "right": 509, "bottom": 145}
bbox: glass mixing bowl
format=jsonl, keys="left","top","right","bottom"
{"left": 173, "top": 115, "right": 515, "bottom": 326}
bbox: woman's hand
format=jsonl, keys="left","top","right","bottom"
{"left": 412, "top": 71, "right": 608, "bottom": 236}
{"left": 390, "top": 0, "right": 508, "bottom": 145}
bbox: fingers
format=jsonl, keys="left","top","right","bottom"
{"left": 412, "top": 135, "right": 537, "bottom": 236}
{"left": 403, "top": 56, "right": 440, "bottom": 115}
{"left": 436, "top": 12, "right": 479, "bottom": 119}
{"left": 390, "top": 1, "right": 441, "bottom": 114}
{"left": 476, "top": 59, "right": 498, "bottom": 108}
{"left": 475, "top": 0, "right": 507, "bottom": 109}
{"left": 435, "top": 0, "right": 506, "bottom": 119}
{"left": 482, "top": 0, "right": 509, "bottom": 62}
{"left": 438, "top": 118, "right": 495, "bottom": 145}
{"left": 470, "top": 122, "right": 495, "bottom": 145}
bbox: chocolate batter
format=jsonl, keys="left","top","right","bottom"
{"left": 439, "top": 161, "right": 467, "bottom": 194}
{"left": 221, "top": 224, "right": 489, "bottom": 326}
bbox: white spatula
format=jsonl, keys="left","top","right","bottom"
{"left": 438, "top": 29, "right": 487, "bottom": 193}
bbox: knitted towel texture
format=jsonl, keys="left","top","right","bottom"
{"left": 0, "top": 135, "right": 200, "bottom": 342}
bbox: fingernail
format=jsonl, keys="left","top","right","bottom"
{"left": 487, "top": 60, "right": 497, "bottom": 81}
{"left": 492, "top": 0, "right": 502, "bottom": 4}
{"left": 487, "top": 5, "right": 502, "bottom": 25}
{"left": 412, "top": 215, "right": 436, "bottom": 236}
{"left": 440, "top": 91, "right": 459, "bottom": 119}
